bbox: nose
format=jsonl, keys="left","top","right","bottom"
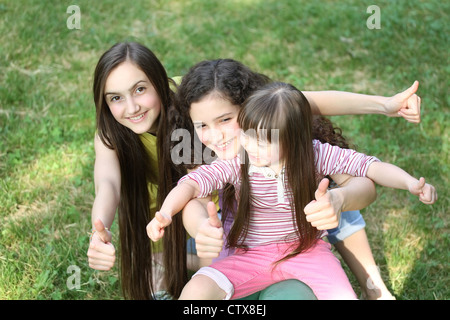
{"left": 126, "top": 96, "right": 140, "bottom": 114}
{"left": 204, "top": 128, "right": 223, "bottom": 145}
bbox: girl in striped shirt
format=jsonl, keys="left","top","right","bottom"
{"left": 147, "top": 82, "right": 436, "bottom": 299}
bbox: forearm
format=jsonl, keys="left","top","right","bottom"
{"left": 160, "top": 180, "right": 200, "bottom": 218}
{"left": 91, "top": 181, "right": 119, "bottom": 229}
{"left": 304, "top": 91, "right": 388, "bottom": 116}
{"left": 366, "top": 161, "right": 418, "bottom": 190}
{"left": 330, "top": 175, "right": 377, "bottom": 212}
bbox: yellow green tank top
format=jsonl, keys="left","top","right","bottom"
{"left": 139, "top": 132, "right": 159, "bottom": 216}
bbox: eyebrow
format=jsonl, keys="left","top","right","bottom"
{"left": 192, "top": 112, "right": 235, "bottom": 126}
{"left": 213, "top": 112, "right": 233, "bottom": 121}
{"left": 104, "top": 80, "right": 147, "bottom": 96}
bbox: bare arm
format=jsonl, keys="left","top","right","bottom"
{"left": 91, "top": 135, "right": 121, "bottom": 230}
{"left": 304, "top": 81, "right": 421, "bottom": 123}
{"left": 146, "top": 179, "right": 200, "bottom": 241}
{"left": 366, "top": 161, "right": 437, "bottom": 204}
{"left": 87, "top": 135, "right": 121, "bottom": 271}
{"left": 329, "top": 175, "right": 377, "bottom": 212}
{"left": 161, "top": 179, "right": 201, "bottom": 218}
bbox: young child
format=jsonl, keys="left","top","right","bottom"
{"left": 147, "top": 82, "right": 436, "bottom": 300}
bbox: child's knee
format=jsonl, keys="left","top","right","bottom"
{"left": 179, "top": 275, "right": 226, "bottom": 300}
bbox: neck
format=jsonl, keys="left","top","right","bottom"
{"left": 268, "top": 160, "right": 284, "bottom": 175}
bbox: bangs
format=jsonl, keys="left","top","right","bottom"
{"left": 238, "top": 91, "right": 286, "bottom": 143}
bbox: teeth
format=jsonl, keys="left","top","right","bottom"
{"left": 217, "top": 139, "right": 233, "bottom": 148}
{"left": 130, "top": 113, "right": 144, "bottom": 120}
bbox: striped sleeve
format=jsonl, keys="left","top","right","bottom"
{"left": 178, "top": 156, "right": 241, "bottom": 198}
{"left": 313, "top": 140, "right": 380, "bottom": 177}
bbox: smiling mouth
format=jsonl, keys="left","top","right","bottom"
{"left": 128, "top": 111, "right": 147, "bottom": 122}
{"left": 215, "top": 138, "right": 234, "bottom": 149}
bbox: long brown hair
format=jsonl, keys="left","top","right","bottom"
{"left": 228, "top": 82, "right": 323, "bottom": 262}
{"left": 93, "top": 42, "right": 187, "bottom": 299}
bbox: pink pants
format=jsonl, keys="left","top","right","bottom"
{"left": 194, "top": 240, "right": 357, "bottom": 300}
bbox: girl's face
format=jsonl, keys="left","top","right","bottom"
{"left": 240, "top": 130, "right": 283, "bottom": 172}
{"left": 104, "top": 61, "right": 161, "bottom": 134}
{"left": 190, "top": 94, "right": 241, "bottom": 160}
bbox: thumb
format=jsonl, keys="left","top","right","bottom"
{"left": 207, "top": 201, "right": 222, "bottom": 228}
{"left": 416, "top": 177, "right": 426, "bottom": 191}
{"left": 398, "top": 80, "right": 419, "bottom": 100}
{"left": 93, "top": 219, "right": 111, "bottom": 243}
{"left": 315, "top": 178, "right": 330, "bottom": 200}
{"left": 410, "top": 177, "right": 426, "bottom": 195}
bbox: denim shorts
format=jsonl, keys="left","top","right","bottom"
{"left": 326, "top": 210, "right": 366, "bottom": 245}
{"left": 187, "top": 237, "right": 197, "bottom": 254}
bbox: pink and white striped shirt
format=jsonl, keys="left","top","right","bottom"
{"left": 179, "top": 140, "right": 379, "bottom": 247}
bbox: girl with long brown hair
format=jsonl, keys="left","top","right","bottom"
{"left": 88, "top": 42, "right": 187, "bottom": 299}
{"left": 147, "top": 82, "right": 436, "bottom": 299}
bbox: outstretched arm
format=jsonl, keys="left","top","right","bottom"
{"left": 146, "top": 179, "right": 200, "bottom": 241}
{"left": 304, "top": 81, "right": 421, "bottom": 123}
{"left": 366, "top": 161, "right": 437, "bottom": 204}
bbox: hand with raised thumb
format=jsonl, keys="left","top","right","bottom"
{"left": 408, "top": 177, "right": 437, "bottom": 205}
{"left": 87, "top": 219, "right": 116, "bottom": 271}
{"left": 195, "top": 202, "right": 224, "bottom": 259}
{"left": 146, "top": 211, "right": 172, "bottom": 242}
{"left": 384, "top": 81, "right": 421, "bottom": 123}
{"left": 92, "top": 218, "right": 112, "bottom": 243}
{"left": 304, "top": 178, "right": 340, "bottom": 230}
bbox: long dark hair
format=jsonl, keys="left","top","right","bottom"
{"left": 230, "top": 82, "right": 324, "bottom": 262}
{"left": 93, "top": 42, "right": 187, "bottom": 299}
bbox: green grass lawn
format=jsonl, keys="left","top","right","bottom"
{"left": 0, "top": 0, "right": 448, "bottom": 300}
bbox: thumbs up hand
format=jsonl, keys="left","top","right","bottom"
{"left": 304, "top": 178, "right": 341, "bottom": 230}
{"left": 384, "top": 81, "right": 421, "bottom": 123}
{"left": 146, "top": 211, "right": 172, "bottom": 242}
{"left": 87, "top": 219, "right": 116, "bottom": 271}
{"left": 195, "top": 202, "right": 224, "bottom": 259}
{"left": 408, "top": 177, "right": 437, "bottom": 205}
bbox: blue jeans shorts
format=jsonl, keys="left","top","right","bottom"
{"left": 326, "top": 210, "right": 366, "bottom": 245}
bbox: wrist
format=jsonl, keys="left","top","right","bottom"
{"left": 89, "top": 227, "right": 109, "bottom": 242}
{"left": 369, "top": 95, "right": 390, "bottom": 115}
{"left": 159, "top": 208, "right": 175, "bottom": 219}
